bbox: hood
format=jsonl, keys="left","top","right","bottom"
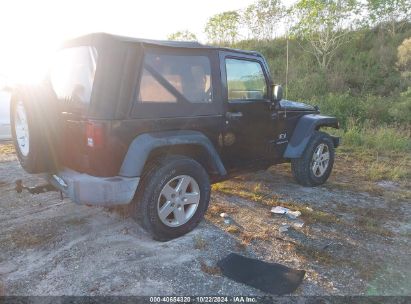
{"left": 280, "top": 100, "right": 317, "bottom": 111}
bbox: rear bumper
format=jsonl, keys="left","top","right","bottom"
{"left": 49, "top": 169, "right": 140, "bottom": 206}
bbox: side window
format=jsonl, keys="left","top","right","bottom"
{"left": 50, "top": 46, "right": 98, "bottom": 105}
{"left": 139, "top": 68, "right": 177, "bottom": 103}
{"left": 138, "top": 54, "right": 212, "bottom": 103}
{"left": 225, "top": 58, "right": 267, "bottom": 101}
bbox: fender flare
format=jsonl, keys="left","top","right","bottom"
{"left": 119, "top": 130, "right": 227, "bottom": 177}
{"left": 283, "top": 114, "right": 339, "bottom": 158}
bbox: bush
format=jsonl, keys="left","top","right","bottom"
{"left": 309, "top": 94, "right": 366, "bottom": 128}
{"left": 364, "top": 127, "right": 410, "bottom": 152}
{"left": 306, "top": 93, "right": 410, "bottom": 128}
{"left": 389, "top": 88, "right": 411, "bottom": 124}
{"left": 341, "top": 125, "right": 410, "bottom": 153}
{"left": 341, "top": 124, "right": 364, "bottom": 147}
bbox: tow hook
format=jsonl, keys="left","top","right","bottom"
{"left": 15, "top": 179, "right": 63, "bottom": 199}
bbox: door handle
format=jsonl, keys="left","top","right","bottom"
{"left": 226, "top": 111, "right": 243, "bottom": 120}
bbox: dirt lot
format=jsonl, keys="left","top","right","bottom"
{"left": 0, "top": 144, "right": 410, "bottom": 296}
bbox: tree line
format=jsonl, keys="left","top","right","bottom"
{"left": 168, "top": 0, "right": 411, "bottom": 71}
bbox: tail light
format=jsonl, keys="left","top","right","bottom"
{"left": 86, "top": 121, "right": 105, "bottom": 148}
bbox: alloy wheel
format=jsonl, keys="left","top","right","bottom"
{"left": 311, "top": 143, "right": 330, "bottom": 177}
{"left": 157, "top": 175, "right": 200, "bottom": 227}
{"left": 14, "top": 100, "right": 30, "bottom": 157}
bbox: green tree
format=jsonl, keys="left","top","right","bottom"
{"left": 367, "top": 0, "right": 411, "bottom": 36}
{"left": 242, "top": 0, "right": 285, "bottom": 40}
{"left": 167, "top": 30, "right": 197, "bottom": 41}
{"left": 205, "top": 11, "right": 240, "bottom": 45}
{"left": 291, "top": 0, "right": 360, "bottom": 70}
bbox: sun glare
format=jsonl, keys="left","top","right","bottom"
{"left": 0, "top": 0, "right": 257, "bottom": 88}
{"left": 0, "top": 36, "right": 60, "bottom": 87}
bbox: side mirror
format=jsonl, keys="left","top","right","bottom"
{"left": 272, "top": 84, "right": 283, "bottom": 102}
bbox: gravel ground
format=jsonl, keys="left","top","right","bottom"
{"left": 0, "top": 150, "right": 410, "bottom": 296}
{"left": 0, "top": 159, "right": 263, "bottom": 296}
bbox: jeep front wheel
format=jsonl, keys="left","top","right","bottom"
{"left": 134, "top": 156, "right": 211, "bottom": 241}
{"left": 291, "top": 131, "right": 335, "bottom": 187}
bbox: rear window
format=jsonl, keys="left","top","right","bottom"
{"left": 50, "top": 46, "right": 98, "bottom": 109}
{"left": 138, "top": 54, "right": 212, "bottom": 103}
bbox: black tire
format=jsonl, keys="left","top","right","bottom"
{"left": 11, "top": 91, "right": 44, "bottom": 173}
{"left": 291, "top": 131, "right": 335, "bottom": 187}
{"left": 10, "top": 88, "right": 60, "bottom": 173}
{"left": 133, "top": 155, "right": 211, "bottom": 241}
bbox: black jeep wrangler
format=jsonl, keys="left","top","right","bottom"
{"left": 11, "top": 33, "right": 339, "bottom": 240}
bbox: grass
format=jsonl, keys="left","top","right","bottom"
{"left": 212, "top": 179, "right": 399, "bottom": 237}
{"left": 239, "top": 228, "right": 272, "bottom": 246}
{"left": 293, "top": 243, "right": 335, "bottom": 265}
{"left": 225, "top": 225, "right": 240, "bottom": 234}
{"left": 199, "top": 261, "right": 221, "bottom": 276}
{"left": 330, "top": 123, "right": 410, "bottom": 183}
{"left": 0, "top": 143, "right": 15, "bottom": 155}
{"left": 355, "top": 217, "right": 394, "bottom": 237}
{"left": 333, "top": 123, "right": 411, "bottom": 154}
{"left": 293, "top": 242, "right": 382, "bottom": 281}
{"left": 212, "top": 182, "right": 282, "bottom": 207}
{"left": 303, "top": 209, "right": 340, "bottom": 225}
{"left": 206, "top": 202, "right": 238, "bottom": 216}
{"left": 212, "top": 182, "right": 339, "bottom": 225}
{"left": 350, "top": 207, "right": 397, "bottom": 237}
{"left": 366, "top": 161, "right": 409, "bottom": 181}
{"left": 329, "top": 142, "right": 410, "bottom": 196}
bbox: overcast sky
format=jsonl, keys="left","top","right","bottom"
{"left": 0, "top": 0, "right": 295, "bottom": 85}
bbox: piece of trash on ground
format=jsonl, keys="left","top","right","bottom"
{"left": 220, "top": 213, "right": 232, "bottom": 224}
{"left": 271, "top": 206, "right": 288, "bottom": 214}
{"left": 292, "top": 220, "right": 304, "bottom": 228}
{"left": 217, "top": 253, "right": 305, "bottom": 295}
{"left": 286, "top": 210, "right": 301, "bottom": 219}
{"left": 279, "top": 224, "right": 290, "bottom": 233}
{"left": 271, "top": 206, "right": 301, "bottom": 219}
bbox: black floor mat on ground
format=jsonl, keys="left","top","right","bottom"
{"left": 217, "top": 253, "right": 305, "bottom": 295}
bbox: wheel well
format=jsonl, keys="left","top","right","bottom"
{"left": 314, "top": 122, "right": 339, "bottom": 131}
{"left": 314, "top": 125, "right": 340, "bottom": 148}
{"left": 143, "top": 144, "right": 217, "bottom": 178}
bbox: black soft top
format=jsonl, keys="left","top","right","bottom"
{"left": 62, "top": 32, "right": 262, "bottom": 57}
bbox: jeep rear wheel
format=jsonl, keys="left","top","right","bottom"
{"left": 134, "top": 156, "right": 210, "bottom": 241}
{"left": 10, "top": 88, "right": 61, "bottom": 173}
{"left": 11, "top": 93, "right": 44, "bottom": 173}
{"left": 291, "top": 131, "right": 335, "bottom": 187}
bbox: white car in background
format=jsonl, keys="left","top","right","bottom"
{"left": 0, "top": 90, "right": 11, "bottom": 140}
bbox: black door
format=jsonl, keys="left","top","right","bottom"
{"left": 219, "top": 52, "right": 277, "bottom": 167}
